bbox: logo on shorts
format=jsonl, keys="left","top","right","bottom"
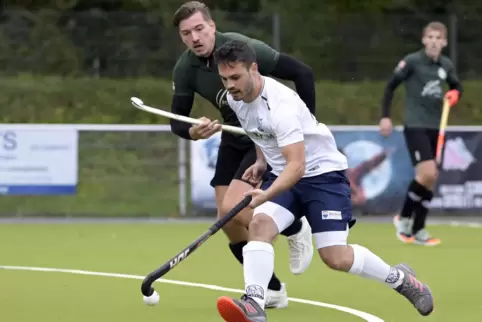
{"left": 246, "top": 284, "right": 264, "bottom": 300}
{"left": 321, "top": 210, "right": 342, "bottom": 220}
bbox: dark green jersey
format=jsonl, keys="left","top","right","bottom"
{"left": 392, "top": 50, "right": 460, "bottom": 128}
{"left": 172, "top": 32, "right": 279, "bottom": 127}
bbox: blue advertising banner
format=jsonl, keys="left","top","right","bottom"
{"left": 190, "top": 127, "right": 482, "bottom": 214}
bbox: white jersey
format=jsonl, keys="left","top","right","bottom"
{"left": 227, "top": 76, "right": 348, "bottom": 177}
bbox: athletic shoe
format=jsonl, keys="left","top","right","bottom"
{"left": 287, "top": 216, "right": 314, "bottom": 274}
{"left": 265, "top": 283, "right": 288, "bottom": 309}
{"left": 217, "top": 294, "right": 267, "bottom": 322}
{"left": 394, "top": 263, "right": 434, "bottom": 316}
{"left": 413, "top": 229, "right": 441, "bottom": 246}
{"left": 393, "top": 215, "right": 415, "bottom": 243}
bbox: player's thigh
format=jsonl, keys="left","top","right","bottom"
{"left": 403, "top": 126, "right": 436, "bottom": 166}
{"left": 252, "top": 174, "right": 300, "bottom": 235}
{"left": 404, "top": 127, "right": 439, "bottom": 182}
{"left": 210, "top": 143, "right": 245, "bottom": 189}
{"left": 297, "top": 171, "right": 353, "bottom": 249}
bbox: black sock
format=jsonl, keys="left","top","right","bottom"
{"left": 279, "top": 218, "right": 303, "bottom": 237}
{"left": 228, "top": 241, "right": 282, "bottom": 291}
{"left": 412, "top": 189, "right": 433, "bottom": 235}
{"left": 228, "top": 241, "right": 247, "bottom": 264}
{"left": 400, "top": 180, "right": 427, "bottom": 219}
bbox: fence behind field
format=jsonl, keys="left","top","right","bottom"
{"left": 2, "top": 124, "right": 482, "bottom": 217}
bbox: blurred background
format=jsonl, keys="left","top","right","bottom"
{"left": 0, "top": 0, "right": 481, "bottom": 219}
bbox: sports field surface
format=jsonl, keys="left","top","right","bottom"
{"left": 1, "top": 220, "right": 481, "bottom": 321}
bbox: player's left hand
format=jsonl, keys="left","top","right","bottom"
{"left": 444, "top": 89, "right": 460, "bottom": 107}
{"left": 242, "top": 161, "right": 267, "bottom": 185}
{"left": 244, "top": 189, "right": 270, "bottom": 208}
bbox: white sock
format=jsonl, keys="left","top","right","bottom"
{"left": 243, "top": 241, "right": 274, "bottom": 309}
{"left": 348, "top": 244, "right": 404, "bottom": 289}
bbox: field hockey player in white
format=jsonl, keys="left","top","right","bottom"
{"left": 212, "top": 39, "right": 435, "bottom": 322}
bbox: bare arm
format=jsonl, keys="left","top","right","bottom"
{"left": 255, "top": 145, "right": 266, "bottom": 164}
{"left": 264, "top": 141, "right": 305, "bottom": 199}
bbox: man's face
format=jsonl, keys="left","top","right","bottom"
{"left": 178, "top": 12, "right": 216, "bottom": 57}
{"left": 422, "top": 28, "right": 447, "bottom": 57}
{"left": 218, "top": 61, "right": 256, "bottom": 101}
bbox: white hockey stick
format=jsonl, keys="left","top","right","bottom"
{"left": 131, "top": 97, "right": 246, "bottom": 135}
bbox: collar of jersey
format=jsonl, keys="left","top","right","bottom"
{"left": 419, "top": 49, "right": 442, "bottom": 65}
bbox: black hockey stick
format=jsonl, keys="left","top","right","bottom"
{"left": 141, "top": 195, "right": 252, "bottom": 298}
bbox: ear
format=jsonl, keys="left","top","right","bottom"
{"left": 250, "top": 62, "right": 258, "bottom": 73}
{"left": 209, "top": 19, "right": 216, "bottom": 30}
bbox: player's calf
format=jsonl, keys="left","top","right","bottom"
{"left": 314, "top": 231, "right": 434, "bottom": 316}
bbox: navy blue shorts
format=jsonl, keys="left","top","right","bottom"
{"left": 260, "top": 170, "right": 355, "bottom": 234}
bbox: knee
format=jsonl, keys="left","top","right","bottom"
{"left": 248, "top": 214, "right": 278, "bottom": 242}
{"left": 318, "top": 246, "right": 352, "bottom": 271}
{"left": 219, "top": 200, "right": 252, "bottom": 226}
{"left": 416, "top": 162, "right": 438, "bottom": 187}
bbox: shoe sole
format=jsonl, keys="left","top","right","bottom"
{"left": 412, "top": 239, "right": 441, "bottom": 246}
{"left": 217, "top": 296, "right": 252, "bottom": 322}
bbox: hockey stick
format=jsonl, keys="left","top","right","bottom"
{"left": 131, "top": 97, "right": 246, "bottom": 135}
{"left": 140, "top": 195, "right": 252, "bottom": 304}
{"left": 435, "top": 98, "right": 451, "bottom": 165}
{"left": 131, "top": 97, "right": 327, "bottom": 136}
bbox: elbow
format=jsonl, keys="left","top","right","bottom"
{"left": 298, "top": 64, "right": 314, "bottom": 82}
{"left": 170, "top": 119, "right": 180, "bottom": 135}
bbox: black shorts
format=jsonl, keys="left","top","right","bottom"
{"left": 403, "top": 126, "right": 439, "bottom": 166}
{"left": 210, "top": 133, "right": 269, "bottom": 188}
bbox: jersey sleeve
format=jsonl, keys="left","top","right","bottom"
{"left": 172, "top": 56, "right": 194, "bottom": 97}
{"left": 392, "top": 55, "right": 415, "bottom": 81}
{"left": 271, "top": 100, "right": 304, "bottom": 147}
{"left": 445, "top": 59, "right": 462, "bottom": 90}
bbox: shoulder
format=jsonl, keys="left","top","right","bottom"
{"left": 403, "top": 51, "right": 422, "bottom": 65}
{"left": 394, "top": 51, "right": 420, "bottom": 72}
{"left": 439, "top": 54, "right": 454, "bottom": 70}
{"left": 221, "top": 32, "right": 252, "bottom": 42}
{"left": 222, "top": 32, "right": 271, "bottom": 50}
{"left": 173, "top": 50, "right": 194, "bottom": 75}
{"left": 264, "top": 77, "right": 299, "bottom": 110}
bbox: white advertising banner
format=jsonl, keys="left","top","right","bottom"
{"left": 0, "top": 126, "right": 78, "bottom": 195}
{"left": 190, "top": 132, "right": 221, "bottom": 209}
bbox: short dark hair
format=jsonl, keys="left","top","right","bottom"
{"left": 172, "top": 1, "right": 212, "bottom": 28}
{"left": 214, "top": 40, "right": 257, "bottom": 69}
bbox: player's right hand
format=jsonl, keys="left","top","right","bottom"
{"left": 189, "top": 117, "right": 222, "bottom": 140}
{"left": 379, "top": 117, "right": 393, "bottom": 137}
{"left": 242, "top": 161, "right": 267, "bottom": 185}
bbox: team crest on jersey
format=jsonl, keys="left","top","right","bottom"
{"left": 394, "top": 60, "right": 406, "bottom": 72}
{"left": 438, "top": 67, "right": 447, "bottom": 80}
{"left": 256, "top": 117, "right": 264, "bottom": 132}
